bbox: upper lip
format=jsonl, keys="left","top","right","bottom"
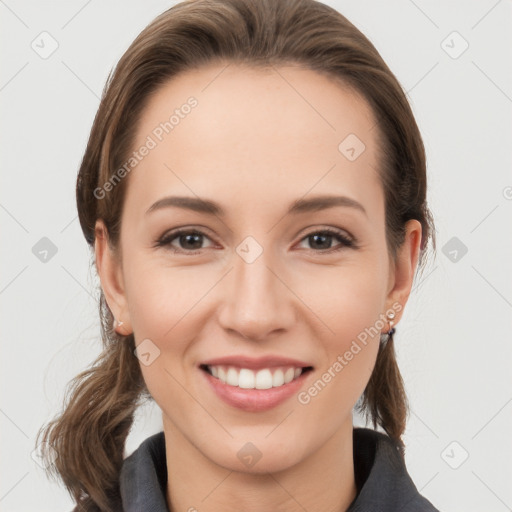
{"left": 200, "top": 355, "right": 313, "bottom": 370}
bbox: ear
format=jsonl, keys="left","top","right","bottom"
{"left": 384, "top": 219, "right": 422, "bottom": 325}
{"left": 94, "top": 219, "right": 133, "bottom": 335}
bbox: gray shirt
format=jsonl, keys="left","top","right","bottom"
{"left": 115, "top": 427, "right": 441, "bottom": 511}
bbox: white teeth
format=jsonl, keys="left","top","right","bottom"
{"left": 284, "top": 368, "right": 295, "bottom": 384}
{"left": 226, "top": 367, "right": 239, "bottom": 387}
{"left": 255, "top": 369, "right": 273, "bottom": 389}
{"left": 272, "top": 369, "right": 284, "bottom": 387}
{"left": 238, "top": 368, "right": 255, "bottom": 389}
{"left": 207, "top": 365, "right": 305, "bottom": 389}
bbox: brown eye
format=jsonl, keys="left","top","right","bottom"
{"left": 156, "top": 229, "right": 213, "bottom": 254}
{"left": 298, "top": 229, "right": 355, "bottom": 252}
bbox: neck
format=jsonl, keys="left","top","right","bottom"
{"left": 163, "top": 416, "right": 357, "bottom": 512}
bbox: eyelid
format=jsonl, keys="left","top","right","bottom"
{"left": 155, "top": 227, "right": 217, "bottom": 252}
{"left": 296, "top": 225, "right": 354, "bottom": 242}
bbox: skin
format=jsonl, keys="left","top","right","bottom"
{"left": 94, "top": 63, "right": 421, "bottom": 512}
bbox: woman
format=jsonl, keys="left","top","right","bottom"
{"left": 37, "top": 0, "right": 440, "bottom": 510}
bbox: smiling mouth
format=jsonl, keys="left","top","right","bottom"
{"left": 199, "top": 364, "right": 314, "bottom": 390}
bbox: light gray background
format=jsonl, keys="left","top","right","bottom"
{"left": 1, "top": 1, "right": 511, "bottom": 511}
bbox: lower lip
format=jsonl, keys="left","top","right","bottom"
{"left": 201, "top": 368, "right": 311, "bottom": 412}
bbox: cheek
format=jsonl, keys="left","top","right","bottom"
{"left": 123, "top": 259, "right": 205, "bottom": 409}
{"left": 124, "top": 254, "right": 208, "bottom": 341}
{"left": 304, "top": 258, "right": 388, "bottom": 340}
{"left": 294, "top": 270, "right": 384, "bottom": 426}
{"left": 307, "top": 261, "right": 386, "bottom": 393}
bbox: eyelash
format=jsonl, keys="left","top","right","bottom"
{"left": 154, "top": 227, "right": 357, "bottom": 255}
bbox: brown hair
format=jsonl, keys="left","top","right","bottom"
{"left": 36, "top": 0, "right": 436, "bottom": 510}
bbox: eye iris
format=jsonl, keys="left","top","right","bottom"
{"left": 310, "top": 233, "right": 331, "bottom": 250}
{"left": 181, "top": 233, "right": 203, "bottom": 250}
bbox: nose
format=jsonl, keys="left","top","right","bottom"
{"left": 217, "top": 244, "right": 296, "bottom": 342}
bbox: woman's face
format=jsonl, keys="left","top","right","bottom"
{"left": 96, "top": 63, "right": 421, "bottom": 473}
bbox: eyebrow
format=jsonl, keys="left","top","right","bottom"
{"left": 145, "top": 194, "right": 367, "bottom": 218}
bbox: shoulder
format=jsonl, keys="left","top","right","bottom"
{"left": 67, "top": 434, "right": 167, "bottom": 512}
{"left": 120, "top": 431, "right": 166, "bottom": 478}
{"left": 350, "top": 427, "right": 441, "bottom": 511}
{"left": 119, "top": 431, "right": 169, "bottom": 510}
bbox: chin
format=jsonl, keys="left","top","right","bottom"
{"left": 208, "top": 437, "right": 307, "bottom": 475}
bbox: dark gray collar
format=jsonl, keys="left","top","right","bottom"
{"left": 120, "top": 427, "right": 440, "bottom": 511}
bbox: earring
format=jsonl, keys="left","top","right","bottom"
{"left": 380, "top": 311, "right": 396, "bottom": 346}
{"left": 113, "top": 318, "right": 124, "bottom": 331}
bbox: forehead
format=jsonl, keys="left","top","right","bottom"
{"left": 124, "top": 63, "right": 382, "bottom": 219}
